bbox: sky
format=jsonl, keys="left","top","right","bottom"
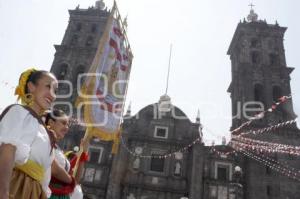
{"left": 0, "top": 0, "right": 299, "bottom": 145}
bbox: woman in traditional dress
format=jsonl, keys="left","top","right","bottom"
{"left": 0, "top": 68, "right": 74, "bottom": 199}
{"left": 45, "top": 109, "right": 89, "bottom": 199}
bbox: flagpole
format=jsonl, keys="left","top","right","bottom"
{"left": 72, "top": 128, "right": 92, "bottom": 178}
{"left": 165, "top": 44, "right": 172, "bottom": 95}
{"left": 73, "top": 3, "right": 117, "bottom": 177}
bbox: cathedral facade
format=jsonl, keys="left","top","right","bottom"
{"left": 50, "top": 2, "right": 300, "bottom": 199}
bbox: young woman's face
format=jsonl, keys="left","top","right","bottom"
{"left": 29, "top": 73, "right": 58, "bottom": 111}
{"left": 49, "top": 116, "right": 70, "bottom": 140}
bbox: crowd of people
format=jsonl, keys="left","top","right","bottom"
{"left": 0, "top": 68, "right": 89, "bottom": 199}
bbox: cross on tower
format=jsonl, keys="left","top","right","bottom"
{"left": 249, "top": 3, "right": 255, "bottom": 10}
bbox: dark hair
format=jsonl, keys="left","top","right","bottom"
{"left": 24, "top": 70, "right": 53, "bottom": 94}
{"left": 45, "top": 109, "right": 67, "bottom": 125}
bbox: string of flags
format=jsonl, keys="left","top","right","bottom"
{"left": 210, "top": 146, "right": 236, "bottom": 156}
{"left": 204, "top": 116, "right": 298, "bottom": 158}
{"left": 253, "top": 147, "right": 300, "bottom": 173}
{"left": 207, "top": 93, "right": 300, "bottom": 178}
{"left": 230, "top": 139, "right": 300, "bottom": 156}
{"left": 120, "top": 135, "right": 201, "bottom": 159}
{"left": 231, "top": 95, "right": 292, "bottom": 135}
{"left": 209, "top": 137, "right": 236, "bottom": 156}
{"left": 232, "top": 135, "right": 300, "bottom": 150}
{"left": 232, "top": 144, "right": 300, "bottom": 181}
{"left": 236, "top": 119, "right": 297, "bottom": 137}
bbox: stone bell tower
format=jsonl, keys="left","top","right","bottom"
{"left": 227, "top": 7, "right": 297, "bottom": 131}
{"left": 227, "top": 7, "right": 300, "bottom": 199}
{"left": 50, "top": 0, "right": 109, "bottom": 111}
{"left": 50, "top": 0, "right": 110, "bottom": 145}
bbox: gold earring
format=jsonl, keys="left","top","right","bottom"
{"left": 24, "top": 93, "right": 34, "bottom": 106}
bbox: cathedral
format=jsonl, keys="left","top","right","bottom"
{"left": 50, "top": 1, "right": 300, "bottom": 199}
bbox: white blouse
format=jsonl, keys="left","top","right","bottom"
{"left": 54, "top": 147, "right": 70, "bottom": 172}
{"left": 0, "top": 105, "right": 53, "bottom": 194}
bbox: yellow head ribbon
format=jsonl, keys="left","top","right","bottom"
{"left": 14, "top": 68, "right": 37, "bottom": 104}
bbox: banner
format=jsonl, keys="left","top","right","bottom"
{"left": 77, "top": 3, "right": 133, "bottom": 145}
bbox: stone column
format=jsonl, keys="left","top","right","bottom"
{"left": 189, "top": 144, "right": 204, "bottom": 199}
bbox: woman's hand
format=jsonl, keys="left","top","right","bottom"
{"left": 51, "top": 159, "right": 72, "bottom": 184}
{"left": 80, "top": 137, "right": 89, "bottom": 152}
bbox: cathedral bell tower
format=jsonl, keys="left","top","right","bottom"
{"left": 227, "top": 7, "right": 297, "bottom": 130}
{"left": 50, "top": 1, "right": 110, "bottom": 114}
{"left": 227, "top": 7, "right": 300, "bottom": 199}
{"left": 49, "top": 0, "right": 110, "bottom": 148}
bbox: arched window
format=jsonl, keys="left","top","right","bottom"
{"left": 76, "top": 23, "right": 82, "bottom": 31}
{"left": 269, "top": 53, "right": 279, "bottom": 65}
{"left": 91, "top": 24, "right": 97, "bottom": 33}
{"left": 85, "top": 36, "right": 94, "bottom": 47}
{"left": 272, "top": 86, "right": 282, "bottom": 102}
{"left": 266, "top": 185, "right": 272, "bottom": 197}
{"left": 74, "top": 65, "right": 85, "bottom": 89}
{"left": 56, "top": 63, "right": 71, "bottom": 96}
{"left": 70, "top": 35, "right": 79, "bottom": 46}
{"left": 251, "top": 51, "right": 260, "bottom": 64}
{"left": 254, "top": 84, "right": 265, "bottom": 106}
{"left": 251, "top": 38, "right": 259, "bottom": 48}
{"left": 58, "top": 63, "right": 68, "bottom": 80}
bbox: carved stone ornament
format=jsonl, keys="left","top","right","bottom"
{"left": 135, "top": 147, "right": 143, "bottom": 155}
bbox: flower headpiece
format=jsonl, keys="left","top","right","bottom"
{"left": 15, "top": 68, "right": 37, "bottom": 104}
